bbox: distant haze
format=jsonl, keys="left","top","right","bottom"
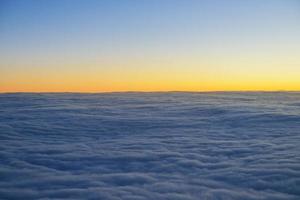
{"left": 1, "top": 0, "right": 300, "bottom": 92}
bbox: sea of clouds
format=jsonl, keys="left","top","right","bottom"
{"left": 0, "top": 92, "right": 299, "bottom": 200}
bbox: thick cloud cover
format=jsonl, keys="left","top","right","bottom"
{"left": 0, "top": 92, "right": 300, "bottom": 200}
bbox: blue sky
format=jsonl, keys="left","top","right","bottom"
{"left": 1, "top": 0, "right": 300, "bottom": 91}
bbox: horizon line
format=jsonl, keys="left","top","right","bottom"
{"left": 1, "top": 90, "right": 300, "bottom": 94}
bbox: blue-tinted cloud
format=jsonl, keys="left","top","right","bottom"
{"left": 0, "top": 92, "right": 300, "bottom": 199}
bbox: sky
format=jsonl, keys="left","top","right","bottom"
{"left": 0, "top": 0, "right": 300, "bottom": 92}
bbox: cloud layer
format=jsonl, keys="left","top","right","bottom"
{"left": 0, "top": 92, "right": 300, "bottom": 199}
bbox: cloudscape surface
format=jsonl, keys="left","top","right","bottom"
{"left": 1, "top": 0, "right": 300, "bottom": 92}
{"left": 0, "top": 92, "right": 300, "bottom": 199}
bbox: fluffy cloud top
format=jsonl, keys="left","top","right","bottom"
{"left": 0, "top": 92, "right": 300, "bottom": 200}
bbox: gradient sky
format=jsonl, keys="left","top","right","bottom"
{"left": 1, "top": 0, "right": 300, "bottom": 92}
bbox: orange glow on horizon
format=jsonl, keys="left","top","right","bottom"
{"left": 1, "top": 58, "right": 300, "bottom": 93}
{"left": 1, "top": 73, "right": 299, "bottom": 93}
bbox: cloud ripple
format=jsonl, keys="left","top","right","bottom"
{"left": 0, "top": 92, "right": 300, "bottom": 199}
